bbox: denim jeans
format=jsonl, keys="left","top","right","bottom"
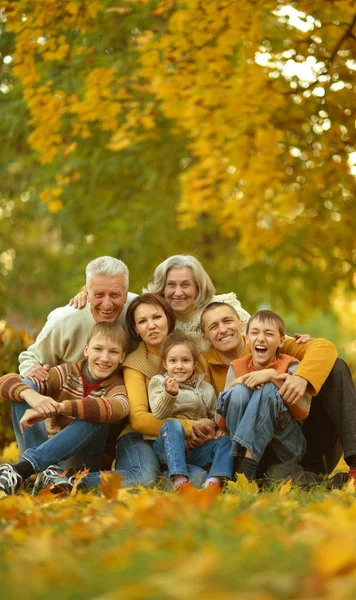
{"left": 11, "top": 379, "right": 48, "bottom": 455}
{"left": 153, "top": 420, "right": 234, "bottom": 480}
{"left": 218, "top": 382, "right": 306, "bottom": 463}
{"left": 82, "top": 432, "right": 208, "bottom": 489}
{"left": 12, "top": 379, "right": 108, "bottom": 472}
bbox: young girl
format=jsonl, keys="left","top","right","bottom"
{"left": 148, "top": 330, "right": 233, "bottom": 489}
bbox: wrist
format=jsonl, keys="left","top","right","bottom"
{"left": 20, "top": 388, "right": 40, "bottom": 405}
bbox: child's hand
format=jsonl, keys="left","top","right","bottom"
{"left": 229, "top": 376, "right": 244, "bottom": 388}
{"left": 243, "top": 369, "right": 278, "bottom": 389}
{"left": 20, "top": 408, "right": 45, "bottom": 433}
{"left": 214, "top": 428, "right": 227, "bottom": 439}
{"left": 163, "top": 376, "right": 179, "bottom": 396}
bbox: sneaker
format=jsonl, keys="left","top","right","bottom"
{"left": 32, "top": 465, "right": 74, "bottom": 496}
{"left": 0, "top": 464, "right": 23, "bottom": 495}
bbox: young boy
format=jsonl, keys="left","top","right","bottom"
{"left": 217, "top": 310, "right": 310, "bottom": 481}
{"left": 0, "top": 322, "right": 128, "bottom": 495}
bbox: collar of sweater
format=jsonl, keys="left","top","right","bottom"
{"left": 74, "top": 359, "right": 121, "bottom": 388}
{"left": 123, "top": 342, "right": 163, "bottom": 379}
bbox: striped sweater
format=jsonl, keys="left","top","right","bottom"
{"left": 0, "top": 360, "right": 129, "bottom": 423}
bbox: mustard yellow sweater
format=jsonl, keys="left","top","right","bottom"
{"left": 199, "top": 336, "right": 338, "bottom": 396}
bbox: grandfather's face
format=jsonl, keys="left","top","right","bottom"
{"left": 202, "top": 305, "right": 243, "bottom": 354}
{"left": 87, "top": 274, "right": 127, "bottom": 323}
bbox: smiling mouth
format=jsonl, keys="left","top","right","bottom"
{"left": 254, "top": 345, "right": 268, "bottom": 355}
{"left": 218, "top": 334, "right": 234, "bottom": 342}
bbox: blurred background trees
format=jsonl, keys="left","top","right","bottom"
{"left": 0, "top": 0, "right": 355, "bottom": 363}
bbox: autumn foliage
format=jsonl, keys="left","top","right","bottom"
{"left": 1, "top": 0, "right": 355, "bottom": 318}
{"left": 1, "top": 473, "right": 356, "bottom": 598}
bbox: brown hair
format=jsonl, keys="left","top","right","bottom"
{"left": 161, "top": 330, "right": 199, "bottom": 363}
{"left": 200, "top": 301, "right": 240, "bottom": 333}
{"left": 126, "top": 293, "right": 176, "bottom": 341}
{"left": 247, "top": 310, "right": 286, "bottom": 337}
{"left": 87, "top": 322, "right": 127, "bottom": 353}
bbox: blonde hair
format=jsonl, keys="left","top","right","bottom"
{"left": 145, "top": 255, "right": 215, "bottom": 310}
{"left": 87, "top": 322, "right": 127, "bottom": 353}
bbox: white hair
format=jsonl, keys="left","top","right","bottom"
{"left": 86, "top": 256, "right": 129, "bottom": 292}
{"left": 145, "top": 255, "right": 216, "bottom": 310}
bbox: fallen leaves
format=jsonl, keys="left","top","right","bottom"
{"left": 0, "top": 477, "right": 356, "bottom": 598}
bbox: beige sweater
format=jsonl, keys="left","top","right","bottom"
{"left": 18, "top": 294, "right": 137, "bottom": 375}
{"left": 148, "top": 373, "right": 216, "bottom": 421}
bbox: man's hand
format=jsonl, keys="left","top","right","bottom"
{"left": 294, "top": 333, "right": 314, "bottom": 344}
{"left": 277, "top": 373, "right": 308, "bottom": 405}
{"left": 25, "top": 364, "right": 51, "bottom": 382}
{"left": 187, "top": 418, "right": 216, "bottom": 449}
{"left": 163, "top": 376, "right": 179, "bottom": 396}
{"left": 20, "top": 408, "right": 45, "bottom": 433}
{"left": 69, "top": 290, "right": 88, "bottom": 309}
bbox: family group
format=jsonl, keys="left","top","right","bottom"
{"left": 0, "top": 254, "right": 355, "bottom": 495}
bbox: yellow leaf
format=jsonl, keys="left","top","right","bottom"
{"left": 279, "top": 478, "right": 292, "bottom": 495}
{"left": 226, "top": 474, "right": 259, "bottom": 495}
{"left": 99, "top": 472, "right": 123, "bottom": 500}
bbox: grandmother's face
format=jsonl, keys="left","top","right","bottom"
{"left": 164, "top": 267, "right": 198, "bottom": 313}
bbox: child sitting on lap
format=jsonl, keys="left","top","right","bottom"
{"left": 148, "top": 331, "right": 233, "bottom": 490}
{"left": 217, "top": 310, "right": 310, "bottom": 481}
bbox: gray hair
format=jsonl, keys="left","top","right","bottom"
{"left": 145, "top": 255, "right": 215, "bottom": 310}
{"left": 86, "top": 256, "right": 129, "bottom": 292}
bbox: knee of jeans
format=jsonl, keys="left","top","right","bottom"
{"left": 229, "top": 384, "right": 251, "bottom": 406}
{"left": 161, "top": 419, "right": 184, "bottom": 436}
{"left": 262, "top": 382, "right": 278, "bottom": 395}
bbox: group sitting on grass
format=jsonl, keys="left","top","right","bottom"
{"left": 0, "top": 254, "right": 355, "bottom": 495}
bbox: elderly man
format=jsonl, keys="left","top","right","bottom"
{"left": 13, "top": 256, "right": 137, "bottom": 471}
{"left": 19, "top": 255, "right": 137, "bottom": 381}
{"left": 199, "top": 302, "right": 356, "bottom": 482}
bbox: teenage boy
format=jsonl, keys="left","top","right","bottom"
{"left": 200, "top": 302, "right": 356, "bottom": 482}
{"left": 216, "top": 310, "right": 309, "bottom": 481}
{"left": 0, "top": 322, "right": 128, "bottom": 495}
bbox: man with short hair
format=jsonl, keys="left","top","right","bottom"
{"left": 199, "top": 302, "right": 356, "bottom": 481}
{"left": 19, "top": 256, "right": 137, "bottom": 380}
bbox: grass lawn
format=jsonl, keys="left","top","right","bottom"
{"left": 1, "top": 468, "right": 356, "bottom": 600}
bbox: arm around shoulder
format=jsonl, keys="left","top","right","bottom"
{"left": 281, "top": 337, "right": 337, "bottom": 395}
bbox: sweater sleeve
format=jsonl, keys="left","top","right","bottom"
{"left": 124, "top": 367, "right": 193, "bottom": 437}
{"left": 148, "top": 376, "right": 178, "bottom": 419}
{"left": 60, "top": 378, "right": 129, "bottom": 424}
{"left": 281, "top": 337, "right": 338, "bottom": 395}
{"left": 0, "top": 373, "right": 32, "bottom": 401}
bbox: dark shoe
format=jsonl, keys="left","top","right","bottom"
{"left": 32, "top": 465, "right": 74, "bottom": 496}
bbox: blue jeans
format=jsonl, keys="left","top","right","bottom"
{"left": 82, "top": 432, "right": 208, "bottom": 489}
{"left": 12, "top": 379, "right": 108, "bottom": 472}
{"left": 153, "top": 420, "right": 234, "bottom": 480}
{"left": 218, "top": 383, "right": 306, "bottom": 463}
{"left": 11, "top": 380, "right": 48, "bottom": 455}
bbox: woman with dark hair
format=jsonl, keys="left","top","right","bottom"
{"left": 83, "top": 294, "right": 213, "bottom": 488}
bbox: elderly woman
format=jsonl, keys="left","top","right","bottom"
{"left": 71, "top": 255, "right": 250, "bottom": 351}
{"left": 144, "top": 255, "right": 250, "bottom": 350}
{"left": 83, "top": 293, "right": 213, "bottom": 488}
